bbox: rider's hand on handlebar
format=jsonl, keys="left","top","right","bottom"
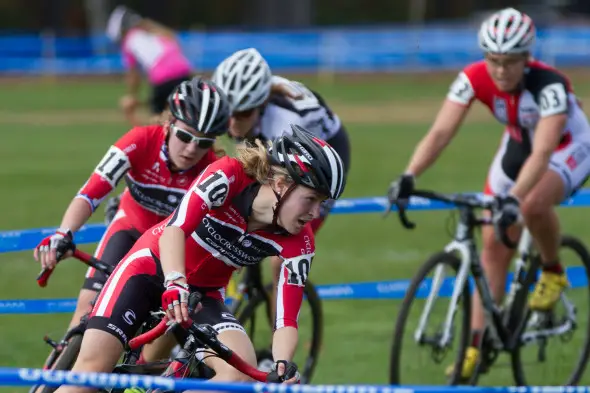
{"left": 33, "top": 228, "right": 75, "bottom": 270}
{"left": 387, "top": 174, "right": 415, "bottom": 207}
{"left": 271, "top": 360, "right": 301, "bottom": 384}
{"left": 162, "top": 276, "right": 190, "bottom": 324}
{"left": 492, "top": 194, "right": 521, "bottom": 230}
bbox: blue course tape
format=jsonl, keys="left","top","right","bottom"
{"left": 1, "top": 267, "right": 585, "bottom": 315}
{"left": 2, "top": 189, "right": 590, "bottom": 254}
{"left": 0, "top": 366, "right": 580, "bottom": 392}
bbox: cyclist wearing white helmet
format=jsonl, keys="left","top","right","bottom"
{"left": 387, "top": 7, "right": 590, "bottom": 380}
{"left": 212, "top": 47, "right": 351, "bottom": 224}
{"left": 212, "top": 47, "right": 351, "bottom": 356}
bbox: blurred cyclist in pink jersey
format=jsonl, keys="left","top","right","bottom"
{"left": 106, "top": 6, "right": 193, "bottom": 126}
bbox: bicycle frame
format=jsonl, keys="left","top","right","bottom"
{"left": 227, "top": 264, "right": 270, "bottom": 315}
{"left": 415, "top": 205, "right": 534, "bottom": 351}
{"left": 414, "top": 205, "right": 578, "bottom": 353}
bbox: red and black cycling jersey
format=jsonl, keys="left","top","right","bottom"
{"left": 447, "top": 59, "right": 579, "bottom": 137}
{"left": 446, "top": 59, "right": 590, "bottom": 179}
{"left": 76, "top": 125, "right": 219, "bottom": 233}
{"left": 134, "top": 156, "right": 315, "bottom": 329}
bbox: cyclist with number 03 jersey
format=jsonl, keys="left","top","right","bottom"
{"left": 53, "top": 125, "right": 347, "bottom": 393}
{"left": 212, "top": 47, "right": 351, "bottom": 315}
{"left": 386, "top": 7, "right": 590, "bottom": 380}
{"left": 33, "top": 77, "right": 230, "bottom": 364}
{"left": 105, "top": 5, "right": 193, "bottom": 126}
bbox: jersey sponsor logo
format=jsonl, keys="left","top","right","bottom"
{"left": 123, "top": 143, "right": 137, "bottom": 154}
{"left": 125, "top": 177, "right": 186, "bottom": 216}
{"left": 195, "top": 216, "right": 279, "bottom": 267}
{"left": 177, "top": 176, "right": 188, "bottom": 186}
{"left": 493, "top": 97, "right": 508, "bottom": 123}
{"left": 301, "top": 235, "right": 312, "bottom": 255}
{"left": 123, "top": 309, "right": 136, "bottom": 325}
{"left": 517, "top": 95, "right": 539, "bottom": 129}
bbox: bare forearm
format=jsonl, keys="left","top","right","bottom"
{"left": 272, "top": 326, "right": 298, "bottom": 361}
{"left": 159, "top": 226, "right": 187, "bottom": 278}
{"left": 510, "top": 154, "right": 550, "bottom": 199}
{"left": 126, "top": 69, "right": 141, "bottom": 97}
{"left": 59, "top": 198, "right": 93, "bottom": 233}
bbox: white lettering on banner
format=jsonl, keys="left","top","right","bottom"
{"left": 409, "top": 196, "right": 431, "bottom": 206}
{"left": 376, "top": 281, "right": 410, "bottom": 294}
{"left": 316, "top": 285, "right": 354, "bottom": 297}
{"left": 0, "top": 301, "right": 25, "bottom": 310}
{"left": 17, "top": 368, "right": 175, "bottom": 391}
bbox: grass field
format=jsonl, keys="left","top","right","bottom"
{"left": 1, "top": 69, "right": 590, "bottom": 390}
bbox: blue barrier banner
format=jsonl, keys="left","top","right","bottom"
{"left": 2, "top": 190, "right": 590, "bottom": 254}
{"left": 2, "top": 26, "right": 590, "bottom": 73}
{"left": 0, "top": 366, "right": 583, "bottom": 392}
{"left": 1, "top": 267, "right": 584, "bottom": 315}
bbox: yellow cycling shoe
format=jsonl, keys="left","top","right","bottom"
{"left": 529, "top": 271, "right": 568, "bottom": 311}
{"left": 123, "top": 389, "right": 145, "bottom": 393}
{"left": 445, "top": 346, "right": 479, "bottom": 380}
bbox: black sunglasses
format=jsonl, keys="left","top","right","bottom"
{"left": 171, "top": 124, "right": 216, "bottom": 149}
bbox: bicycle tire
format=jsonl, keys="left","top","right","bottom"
{"left": 236, "top": 280, "right": 323, "bottom": 384}
{"left": 389, "top": 251, "right": 471, "bottom": 385}
{"left": 511, "top": 234, "right": 590, "bottom": 386}
{"left": 37, "top": 334, "right": 83, "bottom": 393}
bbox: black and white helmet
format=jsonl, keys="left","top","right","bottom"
{"left": 478, "top": 8, "right": 535, "bottom": 54}
{"left": 212, "top": 48, "right": 272, "bottom": 112}
{"left": 270, "top": 125, "right": 346, "bottom": 200}
{"left": 105, "top": 5, "right": 141, "bottom": 43}
{"left": 168, "top": 77, "right": 231, "bottom": 137}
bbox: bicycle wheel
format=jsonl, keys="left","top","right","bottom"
{"left": 236, "top": 281, "right": 323, "bottom": 384}
{"left": 35, "top": 334, "right": 83, "bottom": 393}
{"left": 390, "top": 252, "right": 471, "bottom": 385}
{"left": 511, "top": 235, "right": 590, "bottom": 386}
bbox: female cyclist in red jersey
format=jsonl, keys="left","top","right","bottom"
{"left": 52, "top": 125, "right": 346, "bottom": 393}
{"left": 34, "top": 77, "right": 231, "bottom": 346}
{"left": 387, "top": 8, "right": 590, "bottom": 379}
{"left": 105, "top": 6, "right": 193, "bottom": 125}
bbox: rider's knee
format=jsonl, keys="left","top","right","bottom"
{"left": 521, "top": 196, "right": 553, "bottom": 221}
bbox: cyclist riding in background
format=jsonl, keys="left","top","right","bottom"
{"left": 386, "top": 7, "right": 590, "bottom": 380}
{"left": 212, "top": 47, "right": 351, "bottom": 322}
{"left": 52, "top": 126, "right": 347, "bottom": 393}
{"left": 105, "top": 5, "right": 193, "bottom": 126}
{"left": 34, "top": 77, "right": 230, "bottom": 366}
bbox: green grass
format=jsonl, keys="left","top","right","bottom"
{"left": 1, "top": 72, "right": 590, "bottom": 390}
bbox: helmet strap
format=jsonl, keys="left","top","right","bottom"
{"left": 271, "top": 183, "right": 297, "bottom": 227}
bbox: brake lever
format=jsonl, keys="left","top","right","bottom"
{"left": 397, "top": 203, "right": 416, "bottom": 229}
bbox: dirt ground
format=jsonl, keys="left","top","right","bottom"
{"left": 1, "top": 69, "right": 589, "bottom": 126}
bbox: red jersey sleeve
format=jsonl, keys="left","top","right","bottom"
{"left": 275, "top": 225, "right": 315, "bottom": 330}
{"left": 166, "top": 157, "right": 235, "bottom": 236}
{"left": 75, "top": 126, "right": 147, "bottom": 212}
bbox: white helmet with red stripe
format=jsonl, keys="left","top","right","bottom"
{"left": 269, "top": 124, "right": 346, "bottom": 200}
{"left": 478, "top": 8, "right": 535, "bottom": 54}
